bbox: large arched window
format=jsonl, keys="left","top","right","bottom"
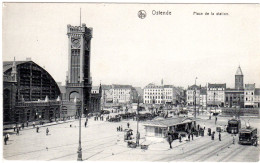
{"left": 69, "top": 91, "right": 80, "bottom": 101}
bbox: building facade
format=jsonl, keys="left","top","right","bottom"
{"left": 225, "top": 89, "right": 244, "bottom": 108}
{"left": 254, "top": 89, "right": 260, "bottom": 107}
{"left": 186, "top": 85, "right": 201, "bottom": 106}
{"left": 199, "top": 87, "right": 207, "bottom": 108}
{"left": 3, "top": 59, "right": 61, "bottom": 124}
{"left": 207, "top": 83, "right": 226, "bottom": 107}
{"left": 112, "top": 84, "right": 136, "bottom": 104}
{"left": 244, "top": 84, "right": 255, "bottom": 108}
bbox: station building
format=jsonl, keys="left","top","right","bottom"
{"left": 3, "top": 59, "right": 63, "bottom": 124}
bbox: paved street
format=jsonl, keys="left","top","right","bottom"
{"left": 3, "top": 115, "right": 260, "bottom": 161}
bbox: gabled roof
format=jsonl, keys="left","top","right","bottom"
{"left": 187, "top": 85, "right": 200, "bottom": 90}
{"left": 235, "top": 66, "right": 243, "bottom": 76}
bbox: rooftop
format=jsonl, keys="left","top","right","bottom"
{"left": 208, "top": 83, "right": 226, "bottom": 88}
{"left": 3, "top": 61, "right": 29, "bottom": 73}
{"left": 143, "top": 117, "right": 195, "bottom": 128}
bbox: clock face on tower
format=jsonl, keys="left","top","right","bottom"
{"left": 71, "top": 38, "right": 80, "bottom": 48}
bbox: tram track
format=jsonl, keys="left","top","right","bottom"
{"left": 217, "top": 145, "right": 247, "bottom": 162}
{"left": 4, "top": 133, "right": 121, "bottom": 159}
{"left": 194, "top": 141, "right": 232, "bottom": 162}
{"left": 157, "top": 133, "right": 231, "bottom": 161}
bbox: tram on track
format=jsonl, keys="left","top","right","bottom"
{"left": 227, "top": 119, "right": 241, "bottom": 134}
{"left": 238, "top": 127, "right": 258, "bottom": 146}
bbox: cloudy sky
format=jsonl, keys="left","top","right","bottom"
{"left": 2, "top": 3, "right": 260, "bottom": 88}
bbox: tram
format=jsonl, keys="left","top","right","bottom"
{"left": 238, "top": 127, "right": 258, "bottom": 146}
{"left": 227, "top": 119, "right": 241, "bottom": 134}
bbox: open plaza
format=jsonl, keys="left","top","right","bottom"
{"left": 3, "top": 112, "right": 260, "bottom": 161}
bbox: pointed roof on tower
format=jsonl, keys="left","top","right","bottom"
{"left": 235, "top": 66, "right": 243, "bottom": 76}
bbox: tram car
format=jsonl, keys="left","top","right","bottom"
{"left": 227, "top": 119, "right": 241, "bottom": 134}
{"left": 238, "top": 127, "right": 258, "bottom": 146}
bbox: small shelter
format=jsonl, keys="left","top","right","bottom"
{"left": 143, "top": 117, "right": 196, "bottom": 138}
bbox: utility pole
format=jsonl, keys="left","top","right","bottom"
{"left": 194, "top": 77, "right": 198, "bottom": 119}
{"left": 136, "top": 95, "right": 140, "bottom": 146}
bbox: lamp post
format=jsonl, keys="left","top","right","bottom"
{"left": 136, "top": 95, "right": 140, "bottom": 146}
{"left": 77, "top": 95, "right": 83, "bottom": 161}
{"left": 194, "top": 77, "right": 198, "bottom": 119}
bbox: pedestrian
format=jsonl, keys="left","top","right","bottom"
{"left": 219, "top": 132, "right": 221, "bottom": 141}
{"left": 36, "top": 126, "right": 39, "bottom": 133}
{"left": 84, "top": 121, "right": 87, "bottom": 128}
{"left": 179, "top": 134, "right": 182, "bottom": 143}
{"left": 46, "top": 128, "right": 49, "bottom": 136}
{"left": 118, "top": 126, "right": 120, "bottom": 131}
{"left": 16, "top": 128, "right": 19, "bottom": 135}
{"left": 26, "top": 121, "right": 29, "bottom": 127}
{"left": 188, "top": 133, "right": 191, "bottom": 141}
{"left": 211, "top": 132, "right": 214, "bottom": 140}
{"left": 13, "top": 126, "right": 16, "bottom": 132}
{"left": 70, "top": 124, "right": 72, "bottom": 127}
{"left": 4, "top": 135, "right": 8, "bottom": 145}
{"left": 33, "top": 122, "right": 35, "bottom": 128}
{"left": 167, "top": 132, "right": 173, "bottom": 149}
{"left": 203, "top": 124, "right": 205, "bottom": 130}
{"left": 127, "top": 122, "right": 130, "bottom": 128}
{"left": 117, "top": 127, "right": 119, "bottom": 131}
{"left": 18, "top": 124, "right": 21, "bottom": 130}
{"left": 191, "top": 133, "right": 194, "bottom": 140}
{"left": 215, "top": 116, "right": 217, "bottom": 124}
{"left": 6, "top": 134, "right": 10, "bottom": 141}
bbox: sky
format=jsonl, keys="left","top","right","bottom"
{"left": 2, "top": 3, "right": 260, "bottom": 88}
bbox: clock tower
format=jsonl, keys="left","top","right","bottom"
{"left": 65, "top": 23, "right": 93, "bottom": 114}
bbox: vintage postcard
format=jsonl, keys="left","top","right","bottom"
{"left": 2, "top": 3, "right": 260, "bottom": 162}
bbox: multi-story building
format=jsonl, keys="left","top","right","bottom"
{"left": 186, "top": 85, "right": 201, "bottom": 106}
{"left": 200, "top": 87, "right": 207, "bottom": 108}
{"left": 244, "top": 84, "right": 255, "bottom": 108}
{"left": 143, "top": 83, "right": 182, "bottom": 105}
{"left": 112, "top": 84, "right": 136, "bottom": 104}
{"left": 254, "top": 88, "right": 260, "bottom": 107}
{"left": 134, "top": 87, "right": 144, "bottom": 103}
{"left": 100, "top": 85, "right": 113, "bottom": 104}
{"left": 225, "top": 66, "right": 245, "bottom": 108}
{"left": 225, "top": 89, "right": 244, "bottom": 108}
{"left": 207, "top": 83, "right": 226, "bottom": 107}
{"left": 143, "top": 83, "right": 164, "bottom": 104}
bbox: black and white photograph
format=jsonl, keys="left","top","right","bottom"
{"left": 2, "top": 2, "right": 260, "bottom": 162}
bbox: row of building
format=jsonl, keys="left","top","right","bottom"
{"left": 89, "top": 79, "right": 185, "bottom": 107}
{"left": 186, "top": 66, "right": 260, "bottom": 108}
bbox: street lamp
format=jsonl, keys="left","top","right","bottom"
{"left": 77, "top": 96, "right": 83, "bottom": 161}
{"left": 194, "top": 77, "right": 198, "bottom": 119}
{"left": 136, "top": 94, "right": 140, "bottom": 146}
